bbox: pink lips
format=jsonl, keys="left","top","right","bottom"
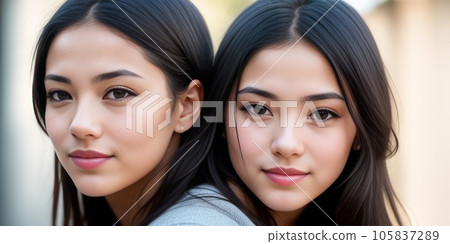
{"left": 263, "top": 167, "right": 308, "bottom": 186}
{"left": 69, "top": 150, "right": 112, "bottom": 169}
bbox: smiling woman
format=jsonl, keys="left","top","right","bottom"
{"left": 203, "top": 0, "right": 408, "bottom": 226}
{"left": 32, "top": 0, "right": 217, "bottom": 225}
{"left": 225, "top": 43, "right": 358, "bottom": 225}
{"left": 44, "top": 23, "right": 178, "bottom": 199}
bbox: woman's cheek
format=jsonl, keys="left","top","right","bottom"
{"left": 45, "top": 110, "right": 68, "bottom": 144}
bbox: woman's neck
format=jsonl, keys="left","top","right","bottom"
{"left": 270, "top": 208, "right": 305, "bottom": 226}
{"left": 105, "top": 169, "right": 164, "bottom": 225}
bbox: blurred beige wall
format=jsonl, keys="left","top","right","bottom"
{"left": 365, "top": 0, "right": 450, "bottom": 225}
{"left": 192, "top": 0, "right": 254, "bottom": 50}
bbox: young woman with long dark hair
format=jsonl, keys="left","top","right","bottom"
{"left": 202, "top": 0, "right": 407, "bottom": 225}
{"left": 32, "top": 0, "right": 251, "bottom": 226}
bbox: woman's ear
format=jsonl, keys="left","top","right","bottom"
{"left": 352, "top": 135, "right": 361, "bottom": 150}
{"left": 174, "top": 79, "right": 203, "bottom": 133}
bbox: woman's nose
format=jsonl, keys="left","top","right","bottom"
{"left": 69, "top": 101, "right": 103, "bottom": 140}
{"left": 270, "top": 125, "right": 305, "bottom": 159}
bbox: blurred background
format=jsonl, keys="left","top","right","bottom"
{"left": 0, "top": 0, "right": 449, "bottom": 225}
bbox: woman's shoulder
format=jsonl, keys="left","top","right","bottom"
{"left": 148, "top": 184, "right": 254, "bottom": 226}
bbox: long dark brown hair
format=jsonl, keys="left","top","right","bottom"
{"left": 202, "top": 0, "right": 407, "bottom": 225}
{"left": 32, "top": 0, "right": 214, "bottom": 225}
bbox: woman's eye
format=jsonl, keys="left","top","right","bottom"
{"left": 310, "top": 109, "right": 337, "bottom": 121}
{"left": 242, "top": 103, "right": 272, "bottom": 116}
{"left": 104, "top": 88, "right": 136, "bottom": 100}
{"left": 47, "top": 90, "right": 72, "bottom": 102}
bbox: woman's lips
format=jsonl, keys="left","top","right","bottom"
{"left": 69, "top": 150, "right": 112, "bottom": 169}
{"left": 263, "top": 167, "right": 308, "bottom": 186}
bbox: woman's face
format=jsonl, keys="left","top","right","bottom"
{"left": 225, "top": 42, "right": 357, "bottom": 219}
{"left": 45, "top": 23, "right": 179, "bottom": 197}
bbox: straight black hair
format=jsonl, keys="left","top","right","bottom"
{"left": 204, "top": 0, "right": 406, "bottom": 225}
{"left": 32, "top": 0, "right": 214, "bottom": 225}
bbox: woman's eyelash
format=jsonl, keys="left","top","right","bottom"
{"left": 309, "top": 108, "right": 340, "bottom": 121}
{"left": 237, "top": 103, "right": 339, "bottom": 121}
{"left": 239, "top": 102, "right": 272, "bottom": 116}
{"left": 47, "top": 90, "right": 72, "bottom": 102}
{"left": 104, "top": 87, "right": 137, "bottom": 100}
{"left": 46, "top": 87, "right": 138, "bottom": 103}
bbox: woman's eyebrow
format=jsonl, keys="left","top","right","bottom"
{"left": 94, "top": 69, "right": 143, "bottom": 82}
{"left": 237, "top": 87, "right": 344, "bottom": 102}
{"left": 301, "top": 92, "right": 345, "bottom": 102}
{"left": 44, "top": 69, "right": 143, "bottom": 83}
{"left": 44, "top": 74, "right": 70, "bottom": 83}
{"left": 238, "top": 87, "right": 277, "bottom": 99}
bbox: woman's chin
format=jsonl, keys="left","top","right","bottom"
{"left": 261, "top": 196, "right": 310, "bottom": 213}
{"left": 73, "top": 181, "right": 116, "bottom": 197}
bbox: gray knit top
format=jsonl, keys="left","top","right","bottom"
{"left": 148, "top": 184, "right": 254, "bottom": 226}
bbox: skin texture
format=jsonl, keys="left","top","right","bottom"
{"left": 44, "top": 23, "right": 202, "bottom": 224}
{"left": 225, "top": 42, "right": 357, "bottom": 225}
